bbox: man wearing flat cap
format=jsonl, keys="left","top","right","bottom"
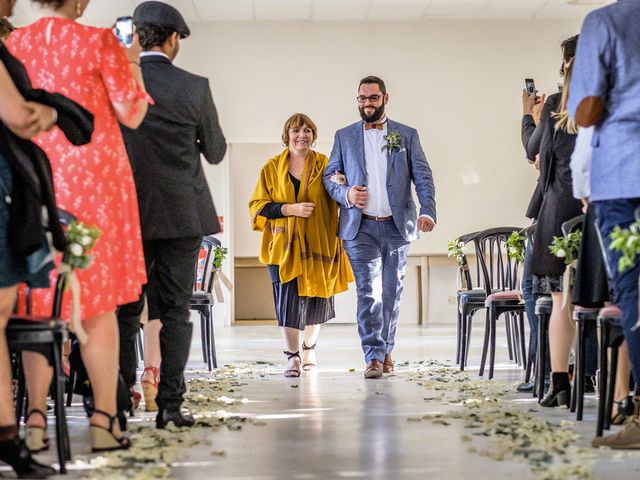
{"left": 117, "top": 0, "right": 226, "bottom": 429}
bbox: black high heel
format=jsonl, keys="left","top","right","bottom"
{"left": 301, "top": 342, "right": 317, "bottom": 371}
{"left": 283, "top": 351, "right": 301, "bottom": 378}
{"left": 0, "top": 436, "right": 55, "bottom": 479}
{"left": 90, "top": 409, "right": 131, "bottom": 452}
{"left": 540, "top": 372, "right": 571, "bottom": 408}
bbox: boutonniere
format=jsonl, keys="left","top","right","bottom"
{"left": 382, "top": 131, "right": 402, "bottom": 153}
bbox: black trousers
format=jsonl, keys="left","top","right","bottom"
{"left": 117, "top": 236, "right": 201, "bottom": 410}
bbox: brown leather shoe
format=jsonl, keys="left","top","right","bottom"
{"left": 383, "top": 354, "right": 394, "bottom": 373}
{"left": 364, "top": 359, "right": 383, "bottom": 379}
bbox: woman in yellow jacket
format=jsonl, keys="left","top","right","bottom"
{"left": 250, "top": 113, "right": 353, "bottom": 377}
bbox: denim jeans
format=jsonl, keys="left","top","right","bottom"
{"left": 343, "top": 219, "right": 410, "bottom": 363}
{"left": 595, "top": 198, "right": 640, "bottom": 395}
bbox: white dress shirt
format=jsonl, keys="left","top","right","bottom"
{"left": 140, "top": 51, "right": 171, "bottom": 60}
{"left": 363, "top": 117, "right": 392, "bottom": 217}
{"left": 570, "top": 126, "right": 593, "bottom": 200}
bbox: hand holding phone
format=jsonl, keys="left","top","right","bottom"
{"left": 525, "top": 78, "right": 536, "bottom": 96}
{"left": 114, "top": 16, "right": 133, "bottom": 48}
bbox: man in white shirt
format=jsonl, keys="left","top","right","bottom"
{"left": 324, "top": 76, "right": 436, "bottom": 378}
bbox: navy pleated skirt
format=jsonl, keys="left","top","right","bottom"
{"left": 268, "top": 265, "right": 335, "bottom": 330}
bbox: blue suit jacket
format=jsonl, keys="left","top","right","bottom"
{"left": 323, "top": 119, "right": 436, "bottom": 242}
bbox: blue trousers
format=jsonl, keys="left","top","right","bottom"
{"left": 522, "top": 241, "right": 538, "bottom": 366}
{"left": 343, "top": 219, "right": 410, "bottom": 363}
{"left": 595, "top": 199, "right": 640, "bottom": 395}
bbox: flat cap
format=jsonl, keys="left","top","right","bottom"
{"left": 133, "top": 1, "right": 190, "bottom": 39}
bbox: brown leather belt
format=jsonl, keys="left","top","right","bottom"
{"left": 362, "top": 214, "right": 393, "bottom": 222}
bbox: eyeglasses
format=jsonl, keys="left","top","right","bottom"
{"left": 356, "top": 94, "right": 383, "bottom": 103}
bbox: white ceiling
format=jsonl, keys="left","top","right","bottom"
{"left": 11, "top": 0, "right": 613, "bottom": 27}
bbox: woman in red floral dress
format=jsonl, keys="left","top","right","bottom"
{"left": 7, "top": 0, "right": 151, "bottom": 451}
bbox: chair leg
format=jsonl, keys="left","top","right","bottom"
{"left": 456, "top": 306, "right": 462, "bottom": 365}
{"left": 198, "top": 309, "right": 208, "bottom": 365}
{"left": 479, "top": 310, "right": 491, "bottom": 377}
{"left": 518, "top": 312, "right": 526, "bottom": 370}
{"left": 52, "top": 340, "right": 70, "bottom": 472}
{"left": 570, "top": 321, "right": 580, "bottom": 413}
{"left": 605, "top": 344, "right": 619, "bottom": 430}
{"left": 208, "top": 306, "right": 217, "bottom": 369}
{"left": 204, "top": 309, "right": 213, "bottom": 372}
{"left": 505, "top": 315, "right": 514, "bottom": 362}
{"left": 576, "top": 320, "right": 587, "bottom": 421}
{"left": 536, "top": 312, "right": 549, "bottom": 403}
{"left": 136, "top": 330, "right": 144, "bottom": 365}
{"left": 14, "top": 362, "right": 26, "bottom": 425}
{"left": 488, "top": 309, "right": 497, "bottom": 380}
{"left": 596, "top": 322, "right": 609, "bottom": 437}
{"left": 524, "top": 329, "right": 533, "bottom": 384}
{"left": 459, "top": 310, "right": 468, "bottom": 372}
{"left": 464, "top": 311, "right": 474, "bottom": 366}
{"left": 66, "top": 366, "right": 75, "bottom": 407}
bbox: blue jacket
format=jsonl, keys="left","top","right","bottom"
{"left": 323, "top": 119, "right": 436, "bottom": 241}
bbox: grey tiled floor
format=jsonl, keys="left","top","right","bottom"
{"left": 5, "top": 321, "right": 640, "bottom": 479}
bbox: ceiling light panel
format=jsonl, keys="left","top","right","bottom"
{"left": 312, "top": 0, "right": 371, "bottom": 21}
{"left": 253, "top": 0, "right": 313, "bottom": 20}
{"left": 481, "top": 0, "right": 548, "bottom": 19}
{"left": 425, "top": 0, "right": 490, "bottom": 18}
{"left": 192, "top": 0, "right": 254, "bottom": 21}
{"left": 369, "top": 0, "right": 431, "bottom": 20}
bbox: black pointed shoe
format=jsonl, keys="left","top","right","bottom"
{"left": 156, "top": 407, "right": 195, "bottom": 429}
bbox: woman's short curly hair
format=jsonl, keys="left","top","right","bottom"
{"left": 281, "top": 113, "right": 317, "bottom": 147}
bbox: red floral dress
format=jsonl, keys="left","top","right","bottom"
{"left": 7, "top": 18, "right": 149, "bottom": 320}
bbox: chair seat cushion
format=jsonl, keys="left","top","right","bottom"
{"left": 599, "top": 305, "right": 621, "bottom": 319}
{"left": 485, "top": 290, "right": 522, "bottom": 306}
{"left": 190, "top": 291, "right": 214, "bottom": 305}
{"left": 573, "top": 306, "right": 600, "bottom": 321}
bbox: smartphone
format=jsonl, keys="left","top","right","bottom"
{"left": 114, "top": 16, "right": 133, "bottom": 48}
{"left": 525, "top": 78, "right": 536, "bottom": 96}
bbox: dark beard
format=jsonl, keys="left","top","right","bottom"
{"left": 359, "top": 104, "right": 385, "bottom": 123}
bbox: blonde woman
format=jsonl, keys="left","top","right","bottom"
{"left": 529, "top": 35, "right": 583, "bottom": 407}
{"left": 250, "top": 114, "right": 353, "bottom": 377}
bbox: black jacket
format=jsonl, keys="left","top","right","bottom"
{"left": 0, "top": 44, "right": 94, "bottom": 256}
{"left": 121, "top": 54, "right": 226, "bottom": 240}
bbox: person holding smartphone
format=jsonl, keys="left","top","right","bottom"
{"left": 7, "top": 0, "right": 152, "bottom": 453}
{"left": 116, "top": 0, "right": 226, "bottom": 429}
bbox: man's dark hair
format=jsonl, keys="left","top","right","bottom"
{"left": 136, "top": 23, "right": 175, "bottom": 51}
{"left": 359, "top": 75, "right": 386, "bottom": 95}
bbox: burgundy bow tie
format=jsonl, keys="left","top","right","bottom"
{"left": 364, "top": 122, "right": 384, "bottom": 130}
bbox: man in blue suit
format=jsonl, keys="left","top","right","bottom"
{"left": 324, "top": 76, "right": 436, "bottom": 378}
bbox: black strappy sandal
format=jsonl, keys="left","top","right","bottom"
{"left": 612, "top": 395, "right": 635, "bottom": 425}
{"left": 24, "top": 409, "right": 50, "bottom": 453}
{"left": 301, "top": 342, "right": 317, "bottom": 371}
{"left": 90, "top": 409, "right": 131, "bottom": 452}
{"left": 283, "top": 351, "right": 301, "bottom": 378}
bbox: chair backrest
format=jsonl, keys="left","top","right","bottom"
{"left": 473, "top": 226, "right": 524, "bottom": 295}
{"left": 455, "top": 231, "right": 479, "bottom": 290}
{"left": 194, "top": 236, "right": 224, "bottom": 293}
{"left": 561, "top": 214, "right": 585, "bottom": 237}
{"left": 51, "top": 209, "right": 77, "bottom": 317}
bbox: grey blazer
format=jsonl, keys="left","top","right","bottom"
{"left": 323, "top": 119, "right": 436, "bottom": 242}
{"left": 121, "top": 55, "right": 226, "bottom": 240}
